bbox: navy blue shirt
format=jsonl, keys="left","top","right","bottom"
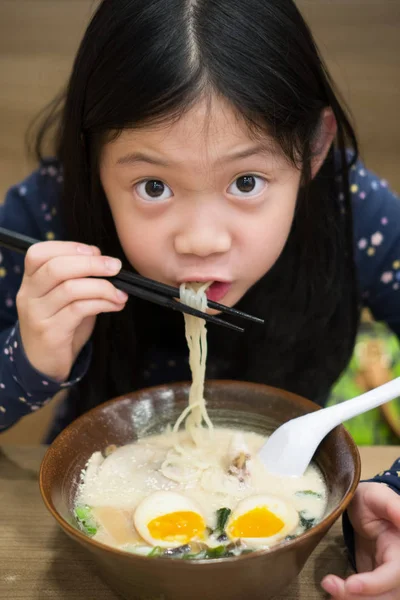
{"left": 0, "top": 158, "right": 400, "bottom": 570}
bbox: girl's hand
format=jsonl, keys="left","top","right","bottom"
{"left": 16, "top": 241, "right": 128, "bottom": 382}
{"left": 322, "top": 482, "right": 400, "bottom": 599}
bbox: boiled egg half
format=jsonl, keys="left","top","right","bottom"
{"left": 133, "top": 491, "right": 206, "bottom": 548}
{"left": 227, "top": 495, "right": 299, "bottom": 547}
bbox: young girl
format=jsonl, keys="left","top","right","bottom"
{"left": 1, "top": 0, "right": 400, "bottom": 596}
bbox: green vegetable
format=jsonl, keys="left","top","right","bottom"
{"left": 295, "top": 490, "right": 323, "bottom": 499}
{"left": 146, "top": 543, "right": 250, "bottom": 561}
{"left": 74, "top": 505, "right": 97, "bottom": 536}
{"left": 185, "top": 551, "right": 208, "bottom": 560}
{"left": 205, "top": 545, "right": 228, "bottom": 559}
{"left": 284, "top": 535, "right": 297, "bottom": 541}
{"left": 186, "top": 546, "right": 234, "bottom": 560}
{"left": 148, "top": 546, "right": 164, "bottom": 557}
{"left": 298, "top": 511, "right": 317, "bottom": 531}
{"left": 216, "top": 508, "right": 231, "bottom": 530}
{"left": 213, "top": 507, "right": 232, "bottom": 537}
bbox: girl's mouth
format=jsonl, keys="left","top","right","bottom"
{"left": 206, "top": 281, "right": 232, "bottom": 303}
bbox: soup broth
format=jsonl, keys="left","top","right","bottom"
{"left": 76, "top": 427, "right": 327, "bottom": 558}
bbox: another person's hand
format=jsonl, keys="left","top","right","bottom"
{"left": 17, "top": 241, "right": 128, "bottom": 382}
{"left": 322, "top": 481, "right": 400, "bottom": 599}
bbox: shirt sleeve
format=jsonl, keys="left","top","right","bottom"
{"left": 342, "top": 459, "right": 400, "bottom": 571}
{"left": 0, "top": 162, "right": 91, "bottom": 432}
{"left": 351, "top": 162, "right": 400, "bottom": 336}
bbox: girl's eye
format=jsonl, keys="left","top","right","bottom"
{"left": 135, "top": 179, "right": 173, "bottom": 202}
{"left": 227, "top": 175, "right": 266, "bottom": 198}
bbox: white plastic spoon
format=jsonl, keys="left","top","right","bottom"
{"left": 259, "top": 377, "right": 400, "bottom": 478}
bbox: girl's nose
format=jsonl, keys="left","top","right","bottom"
{"left": 174, "top": 215, "right": 231, "bottom": 258}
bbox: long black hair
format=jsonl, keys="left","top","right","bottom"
{"left": 30, "top": 0, "right": 360, "bottom": 414}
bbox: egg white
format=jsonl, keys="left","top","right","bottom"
{"left": 133, "top": 491, "right": 206, "bottom": 548}
{"left": 227, "top": 494, "right": 299, "bottom": 547}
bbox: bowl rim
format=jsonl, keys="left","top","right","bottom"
{"left": 39, "top": 380, "right": 361, "bottom": 566}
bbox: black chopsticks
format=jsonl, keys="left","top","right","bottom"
{"left": 0, "top": 227, "right": 264, "bottom": 333}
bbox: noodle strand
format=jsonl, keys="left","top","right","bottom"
{"left": 175, "top": 282, "right": 213, "bottom": 444}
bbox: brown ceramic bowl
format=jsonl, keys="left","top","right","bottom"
{"left": 40, "top": 380, "right": 361, "bottom": 600}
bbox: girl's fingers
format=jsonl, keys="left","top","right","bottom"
{"left": 322, "top": 575, "right": 346, "bottom": 599}
{"left": 343, "top": 556, "right": 400, "bottom": 596}
{"left": 329, "top": 589, "right": 397, "bottom": 600}
{"left": 362, "top": 483, "right": 400, "bottom": 528}
{"left": 322, "top": 557, "right": 400, "bottom": 599}
{"left": 27, "top": 253, "right": 122, "bottom": 297}
{"left": 37, "top": 278, "right": 128, "bottom": 319}
{"left": 54, "top": 298, "right": 127, "bottom": 333}
{"left": 327, "top": 593, "right": 395, "bottom": 600}
{"left": 24, "top": 241, "right": 101, "bottom": 276}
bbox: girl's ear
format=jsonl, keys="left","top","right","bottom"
{"left": 311, "top": 108, "right": 337, "bottom": 179}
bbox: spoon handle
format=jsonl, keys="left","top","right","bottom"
{"left": 318, "top": 376, "right": 400, "bottom": 431}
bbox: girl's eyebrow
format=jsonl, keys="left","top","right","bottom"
{"left": 115, "top": 144, "right": 275, "bottom": 169}
{"left": 116, "top": 152, "right": 170, "bottom": 167}
{"left": 222, "top": 143, "right": 275, "bottom": 163}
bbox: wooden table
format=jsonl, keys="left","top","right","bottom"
{"left": 1, "top": 446, "right": 399, "bottom": 599}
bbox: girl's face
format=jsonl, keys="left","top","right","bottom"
{"left": 100, "top": 96, "right": 301, "bottom": 308}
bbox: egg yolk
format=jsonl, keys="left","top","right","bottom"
{"left": 148, "top": 511, "right": 205, "bottom": 542}
{"left": 229, "top": 507, "right": 284, "bottom": 538}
